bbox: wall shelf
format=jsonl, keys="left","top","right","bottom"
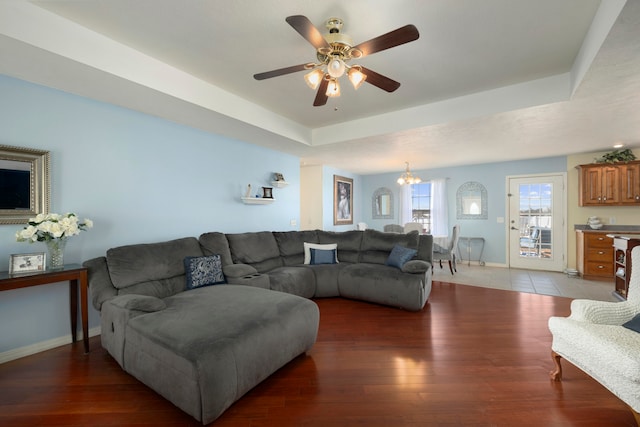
{"left": 271, "top": 181, "right": 289, "bottom": 188}
{"left": 241, "top": 197, "right": 275, "bottom": 205}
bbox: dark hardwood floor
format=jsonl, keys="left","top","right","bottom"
{"left": 1, "top": 282, "right": 636, "bottom": 426}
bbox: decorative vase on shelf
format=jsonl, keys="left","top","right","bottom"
{"left": 45, "top": 238, "right": 68, "bottom": 269}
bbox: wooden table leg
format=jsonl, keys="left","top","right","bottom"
{"left": 69, "top": 279, "right": 78, "bottom": 343}
{"left": 79, "top": 270, "right": 89, "bottom": 353}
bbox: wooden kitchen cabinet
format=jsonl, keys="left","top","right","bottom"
{"left": 576, "top": 231, "right": 614, "bottom": 280}
{"left": 620, "top": 162, "right": 640, "bottom": 204}
{"left": 578, "top": 160, "right": 640, "bottom": 206}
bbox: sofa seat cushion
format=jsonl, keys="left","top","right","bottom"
{"left": 123, "top": 285, "right": 319, "bottom": 424}
{"left": 304, "top": 263, "right": 352, "bottom": 298}
{"left": 266, "top": 266, "right": 316, "bottom": 298}
{"left": 339, "top": 263, "right": 428, "bottom": 311}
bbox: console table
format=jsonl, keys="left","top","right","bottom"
{"left": 0, "top": 264, "right": 89, "bottom": 353}
{"left": 458, "top": 237, "right": 486, "bottom": 266}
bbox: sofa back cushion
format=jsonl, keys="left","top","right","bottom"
{"left": 359, "top": 230, "right": 420, "bottom": 264}
{"left": 106, "top": 237, "right": 204, "bottom": 295}
{"left": 317, "top": 230, "right": 363, "bottom": 263}
{"left": 198, "top": 232, "right": 234, "bottom": 266}
{"left": 226, "top": 231, "right": 283, "bottom": 273}
{"left": 273, "top": 230, "right": 319, "bottom": 266}
{"left": 416, "top": 234, "right": 434, "bottom": 264}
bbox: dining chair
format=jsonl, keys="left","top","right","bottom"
{"left": 433, "top": 224, "right": 460, "bottom": 274}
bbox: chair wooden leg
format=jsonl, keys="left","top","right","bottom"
{"left": 630, "top": 407, "right": 640, "bottom": 427}
{"left": 439, "top": 259, "right": 443, "bottom": 269}
{"left": 452, "top": 254, "right": 457, "bottom": 272}
{"left": 448, "top": 260, "right": 454, "bottom": 275}
{"left": 550, "top": 350, "right": 562, "bottom": 381}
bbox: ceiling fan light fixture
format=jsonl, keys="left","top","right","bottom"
{"left": 326, "top": 79, "right": 341, "bottom": 97}
{"left": 327, "top": 56, "right": 346, "bottom": 78}
{"left": 348, "top": 67, "right": 367, "bottom": 90}
{"left": 397, "top": 162, "right": 422, "bottom": 185}
{"left": 304, "top": 68, "right": 324, "bottom": 90}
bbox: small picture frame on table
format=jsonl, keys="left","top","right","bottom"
{"left": 9, "top": 252, "right": 46, "bottom": 274}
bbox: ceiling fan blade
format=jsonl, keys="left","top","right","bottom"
{"left": 253, "top": 64, "right": 309, "bottom": 80}
{"left": 313, "top": 78, "right": 329, "bottom": 106}
{"left": 352, "top": 25, "right": 419, "bottom": 57}
{"left": 360, "top": 66, "right": 401, "bottom": 92}
{"left": 286, "top": 15, "right": 331, "bottom": 51}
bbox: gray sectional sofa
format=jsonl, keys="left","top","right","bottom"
{"left": 84, "top": 229, "right": 433, "bottom": 424}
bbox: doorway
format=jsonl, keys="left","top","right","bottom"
{"left": 507, "top": 174, "right": 566, "bottom": 272}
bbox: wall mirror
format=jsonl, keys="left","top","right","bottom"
{"left": 0, "top": 145, "right": 50, "bottom": 224}
{"left": 372, "top": 187, "right": 394, "bottom": 219}
{"left": 456, "top": 181, "right": 487, "bottom": 220}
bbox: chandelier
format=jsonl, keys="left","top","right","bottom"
{"left": 397, "top": 162, "right": 422, "bottom": 185}
{"left": 302, "top": 18, "right": 367, "bottom": 98}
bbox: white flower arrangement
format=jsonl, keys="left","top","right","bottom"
{"left": 16, "top": 212, "right": 93, "bottom": 243}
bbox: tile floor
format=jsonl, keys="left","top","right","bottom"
{"left": 432, "top": 261, "right": 620, "bottom": 302}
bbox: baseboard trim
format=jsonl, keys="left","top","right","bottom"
{"left": 0, "top": 326, "right": 101, "bottom": 364}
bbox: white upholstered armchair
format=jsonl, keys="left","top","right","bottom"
{"left": 548, "top": 246, "right": 640, "bottom": 424}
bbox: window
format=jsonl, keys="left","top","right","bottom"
{"left": 411, "top": 182, "right": 432, "bottom": 233}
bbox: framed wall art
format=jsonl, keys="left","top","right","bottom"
{"left": 333, "top": 175, "right": 353, "bottom": 225}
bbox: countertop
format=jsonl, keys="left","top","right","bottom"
{"left": 606, "top": 234, "right": 640, "bottom": 240}
{"left": 575, "top": 225, "right": 640, "bottom": 233}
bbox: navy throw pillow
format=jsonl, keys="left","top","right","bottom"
{"left": 622, "top": 313, "right": 640, "bottom": 333}
{"left": 385, "top": 244, "right": 418, "bottom": 269}
{"left": 184, "top": 255, "right": 226, "bottom": 290}
{"left": 310, "top": 248, "right": 337, "bottom": 265}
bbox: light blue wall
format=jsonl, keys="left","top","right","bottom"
{"left": 362, "top": 157, "right": 567, "bottom": 265}
{"left": 0, "top": 75, "right": 301, "bottom": 353}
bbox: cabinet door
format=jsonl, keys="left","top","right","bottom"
{"left": 621, "top": 163, "right": 640, "bottom": 204}
{"left": 581, "top": 167, "right": 603, "bottom": 205}
{"left": 601, "top": 166, "right": 620, "bottom": 204}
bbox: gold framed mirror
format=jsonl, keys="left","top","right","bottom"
{"left": 0, "top": 145, "right": 50, "bottom": 224}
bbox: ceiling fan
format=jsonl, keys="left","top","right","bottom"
{"left": 253, "top": 15, "right": 419, "bottom": 106}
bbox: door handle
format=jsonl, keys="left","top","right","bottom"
{"left": 510, "top": 227, "right": 519, "bottom": 230}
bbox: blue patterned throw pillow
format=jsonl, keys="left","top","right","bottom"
{"left": 184, "top": 255, "right": 226, "bottom": 290}
{"left": 385, "top": 244, "right": 418, "bottom": 269}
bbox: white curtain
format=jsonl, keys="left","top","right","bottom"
{"left": 399, "top": 184, "right": 413, "bottom": 225}
{"left": 430, "top": 178, "right": 448, "bottom": 238}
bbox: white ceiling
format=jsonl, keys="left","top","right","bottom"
{"left": 1, "top": 0, "right": 639, "bottom": 175}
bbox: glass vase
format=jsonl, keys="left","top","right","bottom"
{"left": 46, "top": 238, "right": 67, "bottom": 269}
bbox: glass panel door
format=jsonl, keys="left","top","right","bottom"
{"left": 508, "top": 174, "right": 565, "bottom": 271}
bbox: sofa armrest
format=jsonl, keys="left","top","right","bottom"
{"left": 83, "top": 256, "right": 117, "bottom": 311}
{"left": 110, "top": 294, "right": 167, "bottom": 313}
{"left": 401, "top": 260, "right": 431, "bottom": 274}
{"left": 223, "top": 263, "right": 258, "bottom": 278}
{"left": 568, "top": 299, "right": 639, "bottom": 325}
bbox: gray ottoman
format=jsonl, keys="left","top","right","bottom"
{"left": 121, "top": 285, "right": 319, "bottom": 424}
